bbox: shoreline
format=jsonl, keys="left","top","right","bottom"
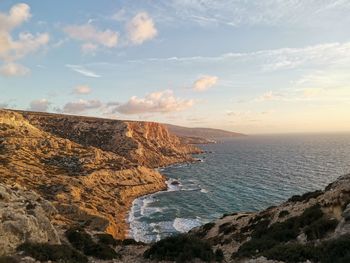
{"left": 125, "top": 154, "right": 206, "bottom": 242}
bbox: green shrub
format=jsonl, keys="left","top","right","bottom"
{"left": 219, "top": 222, "right": 236, "bottom": 235}
{"left": 288, "top": 190, "right": 323, "bottom": 203}
{"left": 278, "top": 210, "right": 290, "bottom": 218}
{"left": 305, "top": 218, "right": 338, "bottom": 240}
{"left": 266, "top": 217, "right": 299, "bottom": 242}
{"left": 17, "top": 243, "right": 87, "bottom": 263}
{"left": 66, "top": 227, "right": 120, "bottom": 260}
{"left": 263, "top": 243, "right": 321, "bottom": 263}
{"left": 144, "top": 234, "right": 216, "bottom": 262}
{"left": 95, "top": 233, "right": 117, "bottom": 246}
{"left": 0, "top": 256, "right": 18, "bottom": 263}
{"left": 320, "top": 234, "right": 350, "bottom": 263}
{"left": 119, "top": 238, "right": 144, "bottom": 246}
{"left": 65, "top": 227, "right": 95, "bottom": 251}
{"left": 215, "top": 249, "right": 224, "bottom": 262}
{"left": 234, "top": 238, "right": 278, "bottom": 258}
{"left": 251, "top": 219, "right": 271, "bottom": 238}
{"left": 203, "top": 222, "right": 215, "bottom": 231}
{"left": 297, "top": 204, "right": 324, "bottom": 228}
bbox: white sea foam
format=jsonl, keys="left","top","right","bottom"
{"left": 173, "top": 218, "right": 202, "bottom": 233}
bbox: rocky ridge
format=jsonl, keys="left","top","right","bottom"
{"left": 0, "top": 109, "right": 200, "bottom": 240}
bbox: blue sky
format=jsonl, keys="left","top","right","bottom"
{"left": 1, "top": 0, "right": 350, "bottom": 134}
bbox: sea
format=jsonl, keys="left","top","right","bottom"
{"left": 128, "top": 133, "right": 350, "bottom": 243}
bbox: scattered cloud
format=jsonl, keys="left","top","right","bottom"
{"left": 113, "top": 90, "right": 194, "bottom": 114}
{"left": 81, "top": 43, "right": 98, "bottom": 54}
{"left": 73, "top": 85, "right": 91, "bottom": 95}
{"left": 135, "top": 42, "right": 350, "bottom": 73}
{"left": 192, "top": 75, "right": 218, "bottom": 91}
{"left": 0, "top": 63, "right": 29, "bottom": 76}
{"left": 0, "top": 3, "right": 49, "bottom": 77}
{"left": 126, "top": 12, "right": 157, "bottom": 45}
{"left": 66, "top": 64, "right": 101, "bottom": 78}
{"left": 29, "top": 99, "right": 50, "bottom": 112}
{"left": 61, "top": 99, "right": 103, "bottom": 114}
{"left": 111, "top": 9, "right": 127, "bottom": 21}
{"left": 255, "top": 91, "right": 284, "bottom": 102}
{"left": 160, "top": 0, "right": 350, "bottom": 28}
{"left": 64, "top": 24, "right": 118, "bottom": 51}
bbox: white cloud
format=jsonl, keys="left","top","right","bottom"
{"left": 64, "top": 24, "right": 118, "bottom": 50}
{"left": 73, "top": 85, "right": 91, "bottom": 95}
{"left": 29, "top": 99, "right": 50, "bottom": 112}
{"left": 256, "top": 91, "right": 283, "bottom": 102}
{"left": 162, "top": 0, "right": 350, "bottom": 28}
{"left": 0, "top": 3, "right": 31, "bottom": 31}
{"left": 66, "top": 64, "right": 101, "bottom": 78}
{"left": 61, "top": 99, "right": 103, "bottom": 114}
{"left": 0, "top": 63, "right": 29, "bottom": 76}
{"left": 113, "top": 90, "right": 194, "bottom": 114}
{"left": 81, "top": 42, "right": 98, "bottom": 54}
{"left": 127, "top": 12, "right": 157, "bottom": 45}
{"left": 192, "top": 75, "right": 218, "bottom": 91}
{"left": 0, "top": 4, "right": 49, "bottom": 76}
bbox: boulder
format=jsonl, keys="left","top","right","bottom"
{"left": 0, "top": 183, "right": 60, "bottom": 256}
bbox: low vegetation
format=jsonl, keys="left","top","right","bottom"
{"left": 17, "top": 243, "right": 88, "bottom": 263}
{"left": 263, "top": 234, "right": 350, "bottom": 263}
{"left": 278, "top": 210, "right": 290, "bottom": 218}
{"left": 234, "top": 204, "right": 337, "bottom": 259}
{"left": 95, "top": 233, "right": 117, "bottom": 246}
{"left": 305, "top": 218, "right": 339, "bottom": 240}
{"left": 65, "top": 227, "right": 120, "bottom": 260}
{"left": 144, "top": 234, "right": 219, "bottom": 262}
{"left": 0, "top": 256, "right": 18, "bottom": 263}
{"left": 288, "top": 190, "right": 323, "bottom": 203}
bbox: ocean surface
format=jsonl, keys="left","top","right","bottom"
{"left": 128, "top": 133, "right": 350, "bottom": 243}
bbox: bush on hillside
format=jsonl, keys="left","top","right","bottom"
{"left": 0, "top": 256, "right": 18, "bottom": 263}
{"left": 144, "top": 234, "right": 216, "bottom": 262}
{"left": 17, "top": 243, "right": 87, "bottom": 263}
{"left": 95, "top": 233, "right": 117, "bottom": 246}
{"left": 278, "top": 210, "right": 290, "bottom": 218}
{"left": 305, "top": 218, "right": 338, "bottom": 240}
{"left": 65, "top": 227, "right": 120, "bottom": 260}
{"left": 288, "top": 190, "right": 323, "bottom": 203}
{"left": 262, "top": 243, "right": 321, "bottom": 263}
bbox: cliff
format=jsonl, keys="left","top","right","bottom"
{"left": 165, "top": 124, "right": 245, "bottom": 141}
{"left": 0, "top": 109, "right": 200, "bottom": 240}
{"left": 18, "top": 110, "right": 202, "bottom": 167}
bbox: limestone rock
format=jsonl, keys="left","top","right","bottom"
{"left": 0, "top": 183, "right": 60, "bottom": 256}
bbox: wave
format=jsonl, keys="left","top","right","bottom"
{"left": 173, "top": 217, "right": 203, "bottom": 233}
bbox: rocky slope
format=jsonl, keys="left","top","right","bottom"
{"left": 18, "top": 110, "right": 202, "bottom": 167}
{"left": 0, "top": 109, "right": 200, "bottom": 240}
{"left": 188, "top": 173, "right": 350, "bottom": 262}
{"left": 0, "top": 183, "right": 60, "bottom": 256}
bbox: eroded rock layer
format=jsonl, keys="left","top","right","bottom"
{"left": 0, "top": 110, "right": 199, "bottom": 239}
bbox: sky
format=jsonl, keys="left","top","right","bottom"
{"left": 1, "top": 0, "right": 350, "bottom": 134}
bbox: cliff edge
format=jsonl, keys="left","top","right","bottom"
{"left": 0, "top": 109, "right": 200, "bottom": 240}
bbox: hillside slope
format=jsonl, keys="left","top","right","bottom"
{"left": 188, "top": 174, "right": 350, "bottom": 262}
{"left": 165, "top": 124, "right": 245, "bottom": 142}
{"left": 0, "top": 110, "right": 201, "bottom": 239}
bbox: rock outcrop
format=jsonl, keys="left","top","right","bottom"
{"left": 189, "top": 174, "right": 350, "bottom": 262}
{"left": 0, "top": 183, "right": 60, "bottom": 256}
{"left": 18, "top": 110, "right": 202, "bottom": 168}
{"left": 0, "top": 109, "right": 200, "bottom": 239}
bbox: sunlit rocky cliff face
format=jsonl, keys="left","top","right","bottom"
{"left": 0, "top": 109, "right": 200, "bottom": 242}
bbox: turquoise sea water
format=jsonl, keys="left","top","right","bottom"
{"left": 129, "top": 134, "right": 350, "bottom": 243}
